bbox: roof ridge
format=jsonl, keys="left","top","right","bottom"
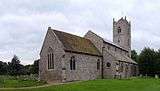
{"left": 51, "top": 28, "right": 102, "bottom": 56}
{"left": 51, "top": 29, "right": 88, "bottom": 40}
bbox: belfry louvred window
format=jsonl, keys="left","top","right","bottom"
{"left": 118, "top": 27, "right": 121, "bottom": 33}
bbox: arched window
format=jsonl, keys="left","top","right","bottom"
{"left": 106, "top": 62, "right": 111, "bottom": 68}
{"left": 116, "top": 62, "right": 119, "bottom": 72}
{"left": 48, "top": 47, "right": 54, "bottom": 69}
{"left": 97, "top": 59, "right": 100, "bottom": 70}
{"left": 118, "top": 27, "right": 121, "bottom": 33}
{"left": 70, "top": 56, "right": 76, "bottom": 70}
{"left": 120, "top": 62, "right": 124, "bottom": 72}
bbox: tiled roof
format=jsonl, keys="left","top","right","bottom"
{"left": 103, "top": 39, "right": 128, "bottom": 52}
{"left": 107, "top": 50, "right": 137, "bottom": 64}
{"left": 52, "top": 29, "right": 102, "bottom": 56}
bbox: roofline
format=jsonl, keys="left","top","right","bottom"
{"left": 40, "top": 27, "right": 66, "bottom": 55}
{"left": 104, "top": 48, "right": 137, "bottom": 64}
{"left": 85, "top": 30, "right": 128, "bottom": 52}
{"left": 85, "top": 30, "right": 103, "bottom": 40}
{"left": 117, "top": 60, "right": 138, "bottom": 65}
{"left": 40, "top": 29, "right": 49, "bottom": 55}
{"left": 103, "top": 40, "right": 128, "bottom": 52}
{"left": 52, "top": 29, "right": 87, "bottom": 40}
{"left": 64, "top": 50, "right": 102, "bottom": 57}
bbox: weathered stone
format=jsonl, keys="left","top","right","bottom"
{"left": 39, "top": 17, "right": 138, "bottom": 83}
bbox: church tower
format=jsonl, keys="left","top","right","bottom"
{"left": 113, "top": 17, "right": 131, "bottom": 57}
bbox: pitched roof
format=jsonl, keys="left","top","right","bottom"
{"left": 103, "top": 39, "right": 128, "bottom": 52}
{"left": 114, "top": 52, "right": 137, "bottom": 64}
{"left": 86, "top": 31, "right": 128, "bottom": 52}
{"left": 107, "top": 50, "right": 137, "bottom": 64}
{"left": 52, "top": 29, "right": 102, "bottom": 56}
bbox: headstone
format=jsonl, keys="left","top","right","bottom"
{"left": 155, "top": 74, "right": 159, "bottom": 79}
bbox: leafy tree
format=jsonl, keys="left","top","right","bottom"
{"left": 0, "top": 61, "right": 8, "bottom": 75}
{"left": 131, "top": 50, "right": 139, "bottom": 62}
{"left": 8, "top": 55, "right": 24, "bottom": 76}
{"left": 138, "top": 47, "right": 157, "bottom": 76}
{"left": 0, "top": 55, "right": 39, "bottom": 76}
{"left": 24, "top": 64, "right": 32, "bottom": 75}
{"left": 30, "top": 59, "right": 39, "bottom": 74}
{"left": 24, "top": 59, "right": 39, "bottom": 75}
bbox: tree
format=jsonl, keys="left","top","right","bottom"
{"left": 30, "top": 59, "right": 39, "bottom": 74}
{"left": 138, "top": 47, "right": 157, "bottom": 76}
{"left": 0, "top": 61, "right": 8, "bottom": 75}
{"left": 131, "top": 50, "right": 139, "bottom": 62}
{"left": 24, "top": 59, "right": 39, "bottom": 75}
{"left": 8, "top": 55, "right": 24, "bottom": 76}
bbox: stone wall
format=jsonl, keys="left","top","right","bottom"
{"left": 104, "top": 43, "right": 128, "bottom": 57}
{"left": 102, "top": 43, "right": 136, "bottom": 79}
{"left": 63, "top": 52, "right": 102, "bottom": 82}
{"left": 39, "top": 29, "right": 65, "bottom": 83}
{"left": 113, "top": 18, "right": 131, "bottom": 57}
{"left": 39, "top": 27, "right": 138, "bottom": 83}
{"left": 84, "top": 31, "right": 103, "bottom": 53}
{"left": 84, "top": 30, "right": 136, "bottom": 79}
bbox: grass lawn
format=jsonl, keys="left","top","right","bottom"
{"left": 1, "top": 78, "right": 160, "bottom": 91}
{"left": 0, "top": 75, "right": 45, "bottom": 88}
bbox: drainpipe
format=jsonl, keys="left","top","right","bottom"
{"left": 102, "top": 46, "right": 105, "bottom": 79}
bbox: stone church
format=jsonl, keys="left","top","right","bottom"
{"left": 39, "top": 17, "right": 138, "bottom": 83}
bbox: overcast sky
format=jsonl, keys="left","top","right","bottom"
{"left": 0, "top": 0, "right": 160, "bottom": 65}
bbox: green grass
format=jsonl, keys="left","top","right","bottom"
{"left": 0, "top": 79, "right": 45, "bottom": 88}
{"left": 1, "top": 78, "right": 160, "bottom": 91}
{"left": 0, "top": 75, "right": 45, "bottom": 88}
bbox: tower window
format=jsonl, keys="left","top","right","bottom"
{"left": 70, "top": 56, "right": 76, "bottom": 70}
{"left": 118, "top": 27, "right": 121, "bottom": 33}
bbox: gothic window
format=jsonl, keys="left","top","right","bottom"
{"left": 116, "top": 62, "right": 119, "bottom": 72}
{"left": 97, "top": 59, "right": 100, "bottom": 70}
{"left": 118, "top": 27, "right": 121, "bottom": 33}
{"left": 126, "top": 64, "right": 128, "bottom": 70}
{"left": 70, "top": 56, "right": 76, "bottom": 70}
{"left": 120, "top": 62, "right": 123, "bottom": 72}
{"left": 48, "top": 47, "right": 54, "bottom": 69}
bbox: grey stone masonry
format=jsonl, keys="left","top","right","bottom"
{"left": 39, "top": 28, "right": 65, "bottom": 83}
{"left": 113, "top": 17, "right": 131, "bottom": 57}
{"left": 39, "top": 17, "right": 138, "bottom": 83}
